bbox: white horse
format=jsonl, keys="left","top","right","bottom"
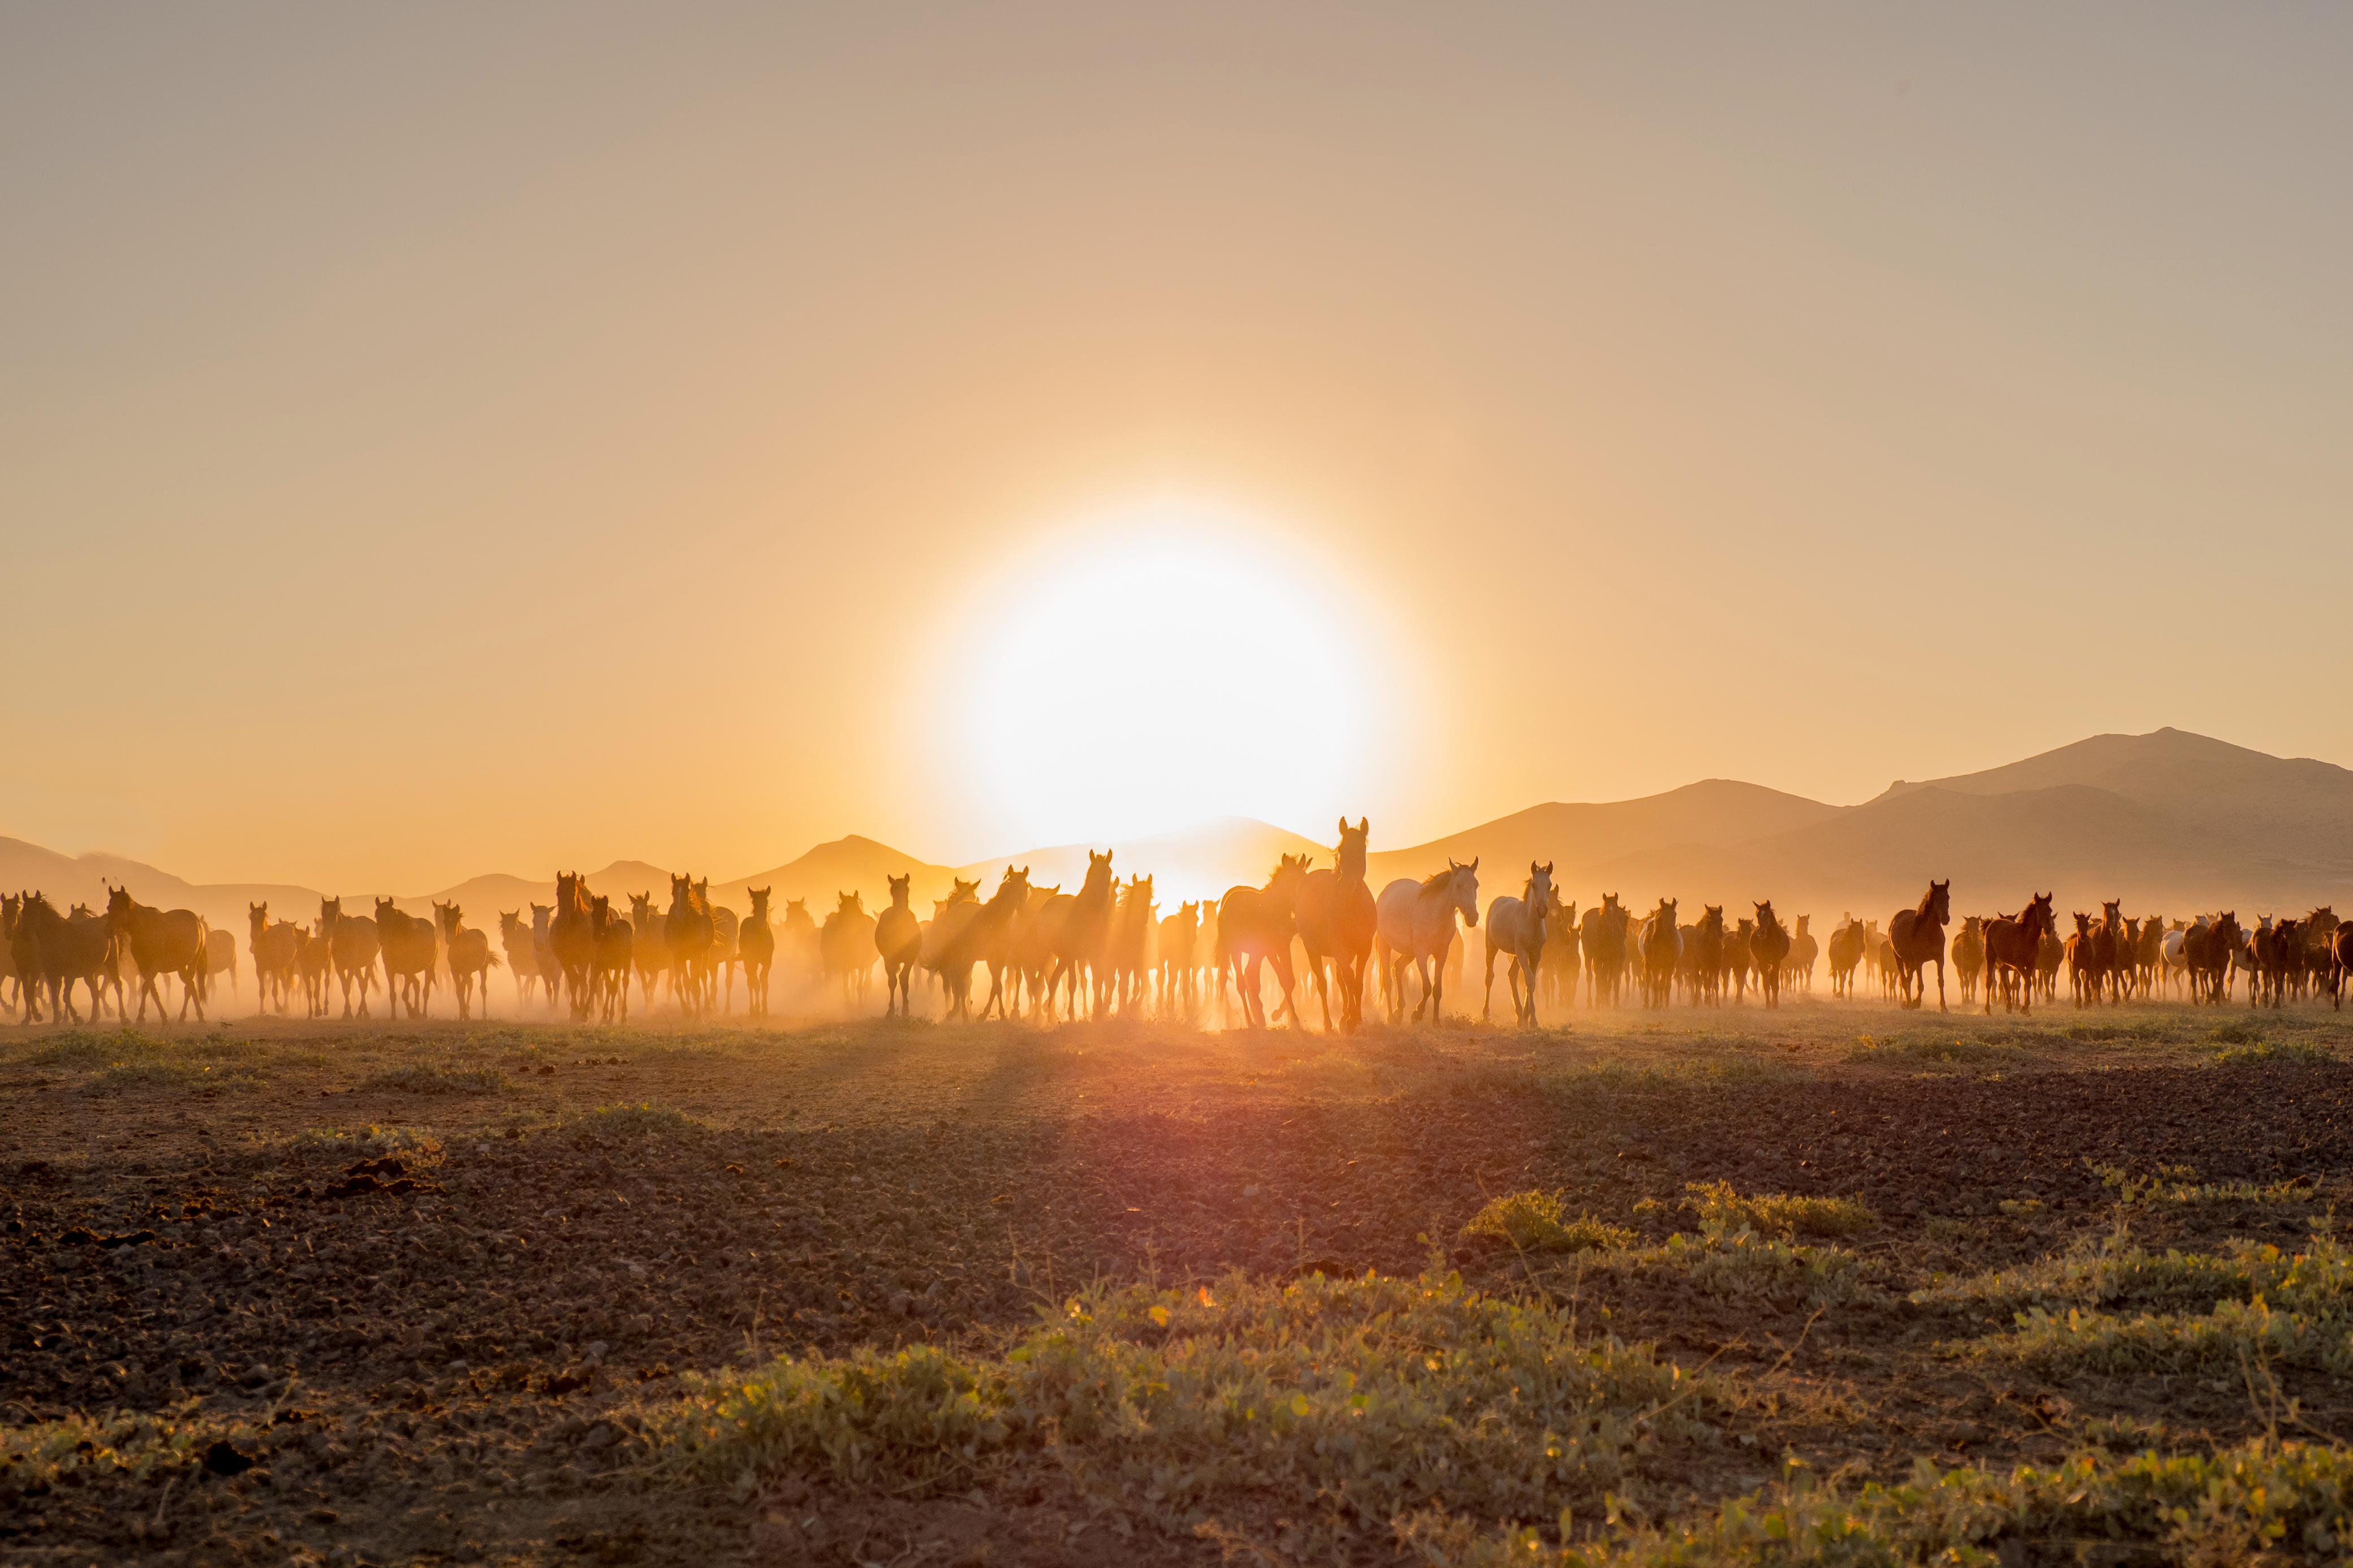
{"left": 1374, "top": 859, "right": 1480, "bottom": 1024}
{"left": 1482, "top": 862, "right": 1554, "bottom": 1026}
{"left": 2162, "top": 918, "right": 2197, "bottom": 997}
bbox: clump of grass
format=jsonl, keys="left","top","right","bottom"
{"left": 1629, "top": 1226, "right": 1874, "bottom": 1307}
{"left": 18, "top": 1029, "right": 170, "bottom": 1070}
{"left": 567, "top": 1102, "right": 704, "bottom": 1146}
{"left": 1410, "top": 1439, "right": 2353, "bottom": 1567}
{"left": 87, "top": 1059, "right": 258, "bottom": 1094}
{"left": 363, "top": 1062, "right": 507, "bottom": 1095}
{"left": 1847, "top": 1031, "right": 2025, "bottom": 1066}
{"left": 285, "top": 1124, "right": 440, "bottom": 1158}
{"left": 2210, "top": 1019, "right": 2266, "bottom": 1046}
{"left": 662, "top": 1268, "right": 1699, "bottom": 1545}
{"left": 1463, "top": 1191, "right": 1636, "bottom": 1255}
{"left": 1680, "top": 1180, "right": 1875, "bottom": 1239}
{"left": 1914, "top": 1234, "right": 2281, "bottom": 1318}
{"left": 2213, "top": 1036, "right": 2334, "bottom": 1067}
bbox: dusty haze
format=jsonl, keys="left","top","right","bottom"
{"left": 4, "top": 6, "right": 2348, "bottom": 890}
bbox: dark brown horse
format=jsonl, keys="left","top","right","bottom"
{"left": 1981, "top": 893, "right": 2057, "bottom": 1015}
{"left": 1295, "top": 817, "right": 1377, "bottom": 1033}
{"left": 1219, "top": 855, "right": 1311, "bottom": 1030}
{"left": 321, "top": 895, "right": 383, "bottom": 1019}
{"left": 934, "top": 867, "right": 1031, "bottom": 1021}
{"left": 19, "top": 891, "right": 117, "bottom": 1024}
{"left": 1580, "top": 893, "right": 1626, "bottom": 1008}
{"left": 435, "top": 901, "right": 498, "bottom": 1021}
{"left": 589, "top": 894, "right": 634, "bottom": 1023}
{"left": 1688, "top": 905, "right": 1725, "bottom": 1007}
{"left": 1750, "top": 901, "right": 1792, "bottom": 1009}
{"left": 663, "top": 872, "right": 714, "bottom": 1017}
{"left": 549, "top": 874, "right": 598, "bottom": 1018}
{"left": 249, "top": 902, "right": 301, "bottom": 1016}
{"left": 2183, "top": 913, "right": 2240, "bottom": 1004}
{"left": 1886, "top": 879, "right": 1951, "bottom": 1011}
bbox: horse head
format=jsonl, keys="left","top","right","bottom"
{"left": 1928, "top": 879, "right": 1951, "bottom": 924}
{"left": 837, "top": 891, "right": 863, "bottom": 918}
{"left": 1755, "top": 900, "right": 1782, "bottom": 937}
{"left": 1524, "top": 861, "right": 1554, "bottom": 910}
{"left": 885, "top": 874, "right": 910, "bottom": 909}
{"left": 374, "top": 896, "right": 399, "bottom": 924}
{"left": 1444, "top": 858, "right": 1480, "bottom": 927}
{"left": 748, "top": 886, "right": 772, "bottom": 919}
{"left": 1335, "top": 817, "right": 1370, "bottom": 880}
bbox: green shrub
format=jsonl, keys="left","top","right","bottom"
{"left": 1464, "top": 1191, "right": 1637, "bottom": 1254}
{"left": 663, "top": 1269, "right": 1700, "bottom": 1544}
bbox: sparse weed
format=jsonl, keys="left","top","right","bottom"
{"left": 88, "top": 1059, "right": 258, "bottom": 1094}
{"left": 567, "top": 1102, "right": 705, "bottom": 1146}
{"left": 1847, "top": 1032, "right": 2025, "bottom": 1066}
{"left": 1463, "top": 1191, "right": 1636, "bottom": 1255}
{"left": 2213, "top": 1036, "right": 2334, "bottom": 1067}
{"left": 2085, "top": 1160, "right": 2309, "bottom": 1207}
{"left": 363, "top": 1062, "right": 507, "bottom": 1095}
{"left": 1413, "top": 1439, "right": 2353, "bottom": 1567}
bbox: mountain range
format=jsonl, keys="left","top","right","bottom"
{"left": 6, "top": 728, "right": 2349, "bottom": 941}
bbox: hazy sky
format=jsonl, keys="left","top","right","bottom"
{"left": 5, "top": 4, "right": 2348, "bottom": 891}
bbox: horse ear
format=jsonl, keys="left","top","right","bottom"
{"left": 1358, "top": 817, "right": 1368, "bottom": 833}
{"left": 1338, "top": 817, "right": 1347, "bottom": 837}
{"left": 1468, "top": 857, "right": 1478, "bottom": 872}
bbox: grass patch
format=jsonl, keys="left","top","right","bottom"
{"left": 1847, "top": 1031, "right": 2026, "bottom": 1066}
{"left": 1, "top": 1407, "right": 255, "bottom": 1497}
{"left": 661, "top": 1269, "right": 1699, "bottom": 1549}
{"left": 1915, "top": 1235, "right": 2286, "bottom": 1318}
{"left": 567, "top": 1102, "right": 705, "bottom": 1146}
{"left": 1680, "top": 1180, "right": 1875, "bottom": 1239}
{"left": 1615, "top": 1226, "right": 1875, "bottom": 1307}
{"left": 2213, "top": 1036, "right": 2335, "bottom": 1067}
{"left": 283, "top": 1125, "right": 442, "bottom": 1159}
{"left": 363, "top": 1062, "right": 508, "bottom": 1095}
{"left": 1415, "top": 1438, "right": 2353, "bottom": 1567}
{"left": 87, "top": 1059, "right": 258, "bottom": 1094}
{"left": 1463, "top": 1191, "right": 1637, "bottom": 1254}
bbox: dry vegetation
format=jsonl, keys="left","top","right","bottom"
{"left": 8, "top": 1000, "right": 2353, "bottom": 1565}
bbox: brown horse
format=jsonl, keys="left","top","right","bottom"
{"left": 1950, "top": 917, "right": 1985, "bottom": 1004}
{"left": 1045, "top": 850, "right": 1119, "bottom": 1022}
{"left": 1885, "top": 880, "right": 1951, "bottom": 1011}
{"left": 319, "top": 896, "right": 383, "bottom": 1019}
{"left": 295, "top": 923, "right": 333, "bottom": 1017}
{"left": 663, "top": 873, "right": 714, "bottom": 1017}
{"left": 1750, "top": 901, "right": 1792, "bottom": 1009}
{"left": 434, "top": 901, "right": 498, "bottom": 1020}
{"left": 2063, "top": 912, "right": 2098, "bottom": 1008}
{"left": 1639, "top": 898, "right": 1680, "bottom": 1009}
{"left": 549, "top": 875, "right": 597, "bottom": 1018}
{"left": 1111, "top": 875, "right": 1157, "bottom": 1015}
{"left": 932, "top": 868, "right": 1030, "bottom": 1021}
{"left": 19, "top": 891, "right": 115, "bottom": 1023}
{"left": 1785, "top": 914, "right": 1817, "bottom": 994}
{"left": 105, "top": 885, "right": 210, "bottom": 1023}
{"left": 1541, "top": 892, "right": 1580, "bottom": 1012}
{"left": 1295, "top": 817, "right": 1377, "bottom": 1034}
{"left": 820, "top": 891, "right": 877, "bottom": 1009}
{"left": 375, "top": 897, "right": 439, "bottom": 1018}
{"left": 1220, "top": 855, "right": 1312, "bottom": 1029}
{"left": 1580, "top": 894, "right": 1626, "bottom": 1007}
{"left": 742, "top": 886, "right": 779, "bottom": 1017}
{"left": 1156, "top": 901, "right": 1201, "bottom": 1018}
{"left": 1826, "top": 914, "right": 1864, "bottom": 999}
{"left": 588, "top": 895, "right": 633, "bottom": 1022}
{"left": 249, "top": 902, "right": 301, "bottom": 1016}
{"left": 499, "top": 910, "right": 542, "bottom": 1010}
{"left": 1981, "top": 893, "right": 2057, "bottom": 1015}
{"left": 1687, "top": 905, "right": 1726, "bottom": 1007}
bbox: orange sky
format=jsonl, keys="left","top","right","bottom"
{"left": 3, "top": 6, "right": 2348, "bottom": 891}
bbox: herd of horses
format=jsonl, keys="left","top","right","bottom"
{"left": 7, "top": 830, "right": 2351, "bottom": 1030}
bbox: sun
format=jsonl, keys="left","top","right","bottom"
{"left": 951, "top": 498, "right": 1381, "bottom": 850}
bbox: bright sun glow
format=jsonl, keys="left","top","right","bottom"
{"left": 954, "top": 499, "right": 1381, "bottom": 850}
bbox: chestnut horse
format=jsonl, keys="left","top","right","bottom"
{"left": 742, "top": 886, "right": 778, "bottom": 1017}
{"left": 1981, "top": 893, "right": 2057, "bottom": 1015}
{"left": 1580, "top": 894, "right": 1626, "bottom": 1008}
{"left": 1886, "top": 879, "right": 1951, "bottom": 1011}
{"left": 375, "top": 897, "right": 439, "bottom": 1019}
{"left": 1639, "top": 897, "right": 1680, "bottom": 1009}
{"left": 1296, "top": 817, "right": 1377, "bottom": 1033}
{"left": 1044, "top": 851, "right": 1118, "bottom": 1022}
{"left": 434, "top": 901, "right": 498, "bottom": 1020}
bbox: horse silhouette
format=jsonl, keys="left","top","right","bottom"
{"left": 1296, "top": 818, "right": 1377, "bottom": 1034}
{"left": 1751, "top": 901, "right": 1792, "bottom": 1009}
{"left": 375, "top": 897, "right": 439, "bottom": 1018}
{"left": 1224, "top": 855, "right": 1315, "bottom": 1029}
{"left": 742, "top": 886, "right": 778, "bottom": 1017}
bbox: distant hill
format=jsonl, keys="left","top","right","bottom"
{"left": 8, "top": 729, "right": 2350, "bottom": 943}
{"left": 1363, "top": 780, "right": 1842, "bottom": 891}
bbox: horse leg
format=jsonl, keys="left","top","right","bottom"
{"left": 1933, "top": 955, "right": 1944, "bottom": 1013}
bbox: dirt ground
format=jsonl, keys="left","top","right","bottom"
{"left": 7, "top": 992, "right": 2353, "bottom": 1566}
